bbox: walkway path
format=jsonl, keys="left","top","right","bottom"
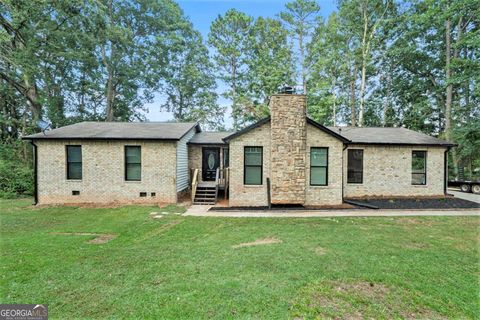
{"left": 185, "top": 205, "right": 479, "bottom": 218}
{"left": 448, "top": 188, "right": 480, "bottom": 204}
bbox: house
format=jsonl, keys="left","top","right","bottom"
{"left": 23, "top": 93, "right": 454, "bottom": 206}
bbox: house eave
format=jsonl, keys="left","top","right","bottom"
{"left": 345, "top": 142, "right": 456, "bottom": 147}
{"left": 21, "top": 137, "right": 180, "bottom": 142}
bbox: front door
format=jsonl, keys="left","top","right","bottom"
{"left": 202, "top": 147, "right": 220, "bottom": 181}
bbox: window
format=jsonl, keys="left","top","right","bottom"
{"left": 244, "top": 146, "right": 262, "bottom": 185}
{"left": 125, "top": 146, "right": 141, "bottom": 181}
{"left": 412, "top": 151, "right": 427, "bottom": 185}
{"left": 310, "top": 147, "right": 328, "bottom": 186}
{"left": 66, "top": 145, "right": 82, "bottom": 180}
{"left": 347, "top": 149, "right": 363, "bottom": 184}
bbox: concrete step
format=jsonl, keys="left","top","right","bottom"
{"left": 195, "top": 191, "right": 216, "bottom": 196}
{"left": 193, "top": 200, "right": 216, "bottom": 204}
{"left": 194, "top": 197, "right": 216, "bottom": 201}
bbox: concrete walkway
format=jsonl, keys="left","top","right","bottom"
{"left": 448, "top": 188, "right": 480, "bottom": 204}
{"left": 185, "top": 205, "right": 479, "bottom": 218}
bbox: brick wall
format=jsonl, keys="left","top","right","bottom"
{"left": 229, "top": 122, "right": 271, "bottom": 207}
{"left": 343, "top": 145, "right": 446, "bottom": 197}
{"left": 36, "top": 139, "right": 177, "bottom": 204}
{"left": 188, "top": 145, "right": 203, "bottom": 182}
{"left": 305, "top": 124, "right": 344, "bottom": 205}
{"left": 270, "top": 94, "right": 307, "bottom": 204}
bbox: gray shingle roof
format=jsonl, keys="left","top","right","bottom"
{"left": 327, "top": 126, "right": 454, "bottom": 146}
{"left": 188, "top": 131, "right": 233, "bottom": 145}
{"left": 23, "top": 121, "right": 199, "bottom": 140}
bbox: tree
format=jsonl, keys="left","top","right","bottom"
{"left": 242, "top": 17, "right": 294, "bottom": 122}
{"left": 0, "top": 0, "right": 89, "bottom": 121}
{"left": 97, "top": 0, "right": 194, "bottom": 121}
{"left": 338, "top": 0, "right": 393, "bottom": 127}
{"left": 162, "top": 28, "right": 224, "bottom": 130}
{"left": 307, "top": 13, "right": 348, "bottom": 125}
{"left": 280, "top": 0, "right": 320, "bottom": 94}
{"left": 208, "top": 9, "right": 252, "bottom": 129}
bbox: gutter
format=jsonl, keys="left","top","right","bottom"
{"left": 30, "top": 141, "right": 38, "bottom": 205}
{"left": 342, "top": 144, "right": 348, "bottom": 203}
{"left": 444, "top": 146, "right": 451, "bottom": 195}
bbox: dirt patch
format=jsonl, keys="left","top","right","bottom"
{"left": 314, "top": 246, "right": 328, "bottom": 255}
{"left": 88, "top": 234, "right": 117, "bottom": 244}
{"left": 290, "top": 280, "right": 447, "bottom": 319}
{"left": 334, "top": 281, "right": 390, "bottom": 299}
{"left": 232, "top": 237, "right": 282, "bottom": 248}
{"left": 403, "top": 242, "right": 431, "bottom": 249}
{"left": 50, "top": 232, "right": 117, "bottom": 244}
{"left": 396, "top": 218, "right": 422, "bottom": 224}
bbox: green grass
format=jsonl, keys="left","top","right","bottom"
{"left": 1, "top": 198, "right": 479, "bottom": 319}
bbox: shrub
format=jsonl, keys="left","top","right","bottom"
{"left": 0, "top": 142, "right": 34, "bottom": 198}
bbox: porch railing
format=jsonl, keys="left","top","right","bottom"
{"left": 214, "top": 167, "right": 220, "bottom": 201}
{"left": 191, "top": 168, "right": 199, "bottom": 202}
{"left": 190, "top": 167, "right": 229, "bottom": 199}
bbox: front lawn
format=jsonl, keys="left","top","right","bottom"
{"left": 0, "top": 199, "right": 478, "bottom": 319}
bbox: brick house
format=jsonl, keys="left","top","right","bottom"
{"left": 24, "top": 94, "right": 454, "bottom": 206}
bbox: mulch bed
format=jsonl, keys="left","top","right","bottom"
{"left": 350, "top": 197, "right": 479, "bottom": 210}
{"left": 209, "top": 198, "right": 479, "bottom": 211}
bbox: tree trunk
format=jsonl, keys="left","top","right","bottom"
{"left": 104, "top": 0, "right": 116, "bottom": 122}
{"left": 23, "top": 79, "right": 41, "bottom": 120}
{"left": 445, "top": 18, "right": 457, "bottom": 176}
{"left": 349, "top": 64, "right": 357, "bottom": 126}
{"left": 105, "top": 69, "right": 115, "bottom": 121}
{"left": 358, "top": 9, "right": 369, "bottom": 127}
{"left": 332, "top": 78, "right": 336, "bottom": 126}
{"left": 299, "top": 31, "right": 306, "bottom": 94}
{"left": 232, "top": 58, "right": 238, "bottom": 129}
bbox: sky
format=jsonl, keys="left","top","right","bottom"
{"left": 144, "top": 0, "right": 338, "bottom": 127}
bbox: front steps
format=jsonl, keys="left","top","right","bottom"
{"left": 193, "top": 183, "right": 217, "bottom": 205}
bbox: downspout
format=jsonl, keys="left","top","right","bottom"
{"left": 342, "top": 144, "right": 348, "bottom": 202}
{"left": 30, "top": 141, "right": 38, "bottom": 205}
{"left": 444, "top": 147, "right": 450, "bottom": 195}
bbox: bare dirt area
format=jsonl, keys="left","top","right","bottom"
{"left": 290, "top": 280, "right": 447, "bottom": 319}
{"left": 232, "top": 237, "right": 282, "bottom": 248}
{"left": 50, "top": 232, "right": 117, "bottom": 244}
{"left": 313, "top": 246, "right": 328, "bottom": 255}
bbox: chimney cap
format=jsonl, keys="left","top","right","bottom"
{"left": 278, "top": 85, "right": 295, "bottom": 94}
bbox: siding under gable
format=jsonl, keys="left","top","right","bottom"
{"left": 176, "top": 127, "right": 197, "bottom": 192}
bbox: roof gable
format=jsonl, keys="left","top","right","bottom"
{"left": 222, "top": 116, "right": 350, "bottom": 143}
{"left": 222, "top": 117, "right": 271, "bottom": 142}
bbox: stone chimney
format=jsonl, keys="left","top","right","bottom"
{"left": 269, "top": 94, "right": 307, "bottom": 204}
